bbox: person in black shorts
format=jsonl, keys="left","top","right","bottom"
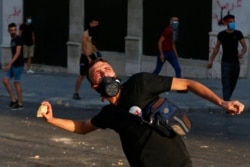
{"left": 41, "top": 59, "right": 244, "bottom": 167}
{"left": 79, "top": 52, "right": 101, "bottom": 77}
{"left": 73, "top": 18, "right": 101, "bottom": 100}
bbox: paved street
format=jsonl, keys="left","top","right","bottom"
{"left": 1, "top": 96, "right": 250, "bottom": 167}
{"left": 0, "top": 97, "right": 128, "bottom": 167}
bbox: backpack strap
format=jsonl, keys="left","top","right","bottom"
{"left": 151, "top": 97, "right": 165, "bottom": 110}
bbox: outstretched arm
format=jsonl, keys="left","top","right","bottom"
{"left": 41, "top": 101, "right": 98, "bottom": 134}
{"left": 171, "top": 78, "right": 244, "bottom": 114}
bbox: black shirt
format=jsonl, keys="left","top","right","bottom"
{"left": 19, "top": 23, "right": 34, "bottom": 46}
{"left": 91, "top": 72, "right": 192, "bottom": 167}
{"left": 218, "top": 30, "right": 244, "bottom": 63}
{"left": 11, "top": 35, "right": 24, "bottom": 67}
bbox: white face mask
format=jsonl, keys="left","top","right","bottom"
{"left": 171, "top": 21, "right": 179, "bottom": 30}
{"left": 27, "top": 19, "right": 32, "bottom": 24}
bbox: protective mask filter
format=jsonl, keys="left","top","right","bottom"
{"left": 96, "top": 77, "right": 121, "bottom": 97}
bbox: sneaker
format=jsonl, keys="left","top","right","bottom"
{"left": 11, "top": 104, "right": 24, "bottom": 110}
{"left": 9, "top": 101, "right": 17, "bottom": 108}
{"left": 73, "top": 93, "right": 81, "bottom": 100}
{"left": 26, "top": 69, "right": 35, "bottom": 74}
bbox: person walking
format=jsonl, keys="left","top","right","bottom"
{"left": 19, "top": 16, "right": 36, "bottom": 74}
{"left": 153, "top": 16, "right": 182, "bottom": 78}
{"left": 40, "top": 58, "right": 244, "bottom": 167}
{"left": 208, "top": 14, "right": 247, "bottom": 101}
{"left": 3, "top": 23, "right": 24, "bottom": 110}
{"left": 72, "top": 18, "right": 102, "bottom": 100}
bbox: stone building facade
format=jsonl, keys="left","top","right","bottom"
{"left": 1, "top": 0, "right": 249, "bottom": 78}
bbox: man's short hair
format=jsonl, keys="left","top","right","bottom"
{"left": 86, "top": 58, "right": 106, "bottom": 84}
{"left": 87, "top": 17, "right": 99, "bottom": 26}
{"left": 8, "top": 22, "right": 16, "bottom": 29}
{"left": 223, "top": 14, "right": 235, "bottom": 22}
{"left": 85, "top": 17, "right": 99, "bottom": 29}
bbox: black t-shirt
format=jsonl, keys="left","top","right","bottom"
{"left": 11, "top": 35, "right": 24, "bottom": 67}
{"left": 19, "top": 23, "right": 34, "bottom": 46}
{"left": 91, "top": 72, "right": 192, "bottom": 167}
{"left": 218, "top": 30, "right": 244, "bottom": 63}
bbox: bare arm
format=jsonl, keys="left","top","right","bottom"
{"left": 171, "top": 78, "right": 244, "bottom": 114}
{"left": 238, "top": 38, "right": 247, "bottom": 58}
{"left": 10, "top": 45, "right": 22, "bottom": 64}
{"left": 81, "top": 32, "right": 87, "bottom": 54}
{"left": 5, "top": 45, "right": 22, "bottom": 71}
{"left": 32, "top": 32, "right": 35, "bottom": 45}
{"left": 208, "top": 40, "right": 221, "bottom": 68}
{"left": 41, "top": 101, "right": 98, "bottom": 134}
{"left": 46, "top": 118, "right": 97, "bottom": 134}
{"left": 19, "top": 30, "right": 22, "bottom": 37}
{"left": 158, "top": 36, "right": 165, "bottom": 62}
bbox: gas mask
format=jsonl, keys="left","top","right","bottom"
{"left": 228, "top": 22, "right": 236, "bottom": 31}
{"left": 96, "top": 77, "right": 121, "bottom": 97}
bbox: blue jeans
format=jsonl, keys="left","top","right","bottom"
{"left": 5, "top": 65, "right": 24, "bottom": 82}
{"left": 153, "top": 51, "right": 181, "bottom": 78}
{"left": 221, "top": 62, "right": 240, "bottom": 101}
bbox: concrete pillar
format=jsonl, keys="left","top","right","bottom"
{"left": 66, "top": 0, "right": 84, "bottom": 74}
{"left": 125, "top": 0, "right": 143, "bottom": 75}
{"left": 0, "top": 0, "right": 22, "bottom": 69}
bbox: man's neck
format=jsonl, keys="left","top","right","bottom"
{"left": 226, "top": 29, "right": 234, "bottom": 33}
{"left": 11, "top": 34, "right": 17, "bottom": 39}
{"left": 106, "top": 90, "right": 121, "bottom": 105}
